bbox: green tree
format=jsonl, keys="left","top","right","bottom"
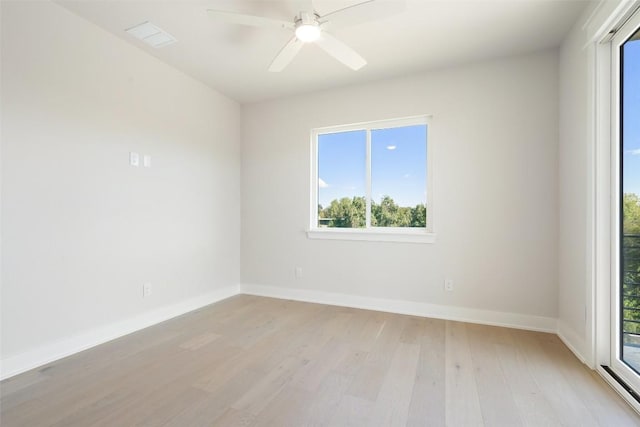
{"left": 622, "top": 194, "right": 640, "bottom": 338}
{"left": 319, "top": 196, "right": 366, "bottom": 228}
{"left": 374, "top": 195, "right": 399, "bottom": 226}
{"left": 624, "top": 193, "right": 640, "bottom": 234}
{"left": 411, "top": 204, "right": 427, "bottom": 228}
{"left": 320, "top": 195, "right": 426, "bottom": 228}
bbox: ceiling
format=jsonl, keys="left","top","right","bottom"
{"left": 57, "top": 0, "right": 591, "bottom": 104}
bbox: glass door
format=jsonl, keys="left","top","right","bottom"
{"left": 613, "top": 10, "right": 640, "bottom": 391}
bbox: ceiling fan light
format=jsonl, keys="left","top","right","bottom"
{"left": 295, "top": 23, "right": 321, "bottom": 42}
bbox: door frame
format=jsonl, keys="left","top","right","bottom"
{"left": 594, "top": 2, "right": 640, "bottom": 413}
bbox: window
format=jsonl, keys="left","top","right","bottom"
{"left": 609, "top": 8, "right": 640, "bottom": 398}
{"left": 619, "top": 18, "right": 640, "bottom": 380}
{"left": 309, "top": 116, "right": 434, "bottom": 243}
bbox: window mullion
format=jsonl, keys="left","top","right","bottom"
{"left": 365, "top": 128, "right": 372, "bottom": 228}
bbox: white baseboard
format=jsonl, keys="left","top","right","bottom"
{"left": 0, "top": 283, "right": 565, "bottom": 381}
{"left": 557, "top": 320, "right": 592, "bottom": 367}
{"left": 240, "top": 283, "right": 558, "bottom": 333}
{"left": 0, "top": 285, "right": 239, "bottom": 380}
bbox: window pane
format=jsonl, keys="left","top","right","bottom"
{"left": 371, "top": 124, "right": 427, "bottom": 228}
{"left": 621, "top": 27, "right": 640, "bottom": 374}
{"left": 317, "top": 130, "right": 366, "bottom": 228}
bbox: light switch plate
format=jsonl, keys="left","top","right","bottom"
{"left": 143, "top": 283, "right": 152, "bottom": 297}
{"left": 143, "top": 155, "right": 151, "bottom": 168}
{"left": 130, "top": 152, "right": 140, "bottom": 167}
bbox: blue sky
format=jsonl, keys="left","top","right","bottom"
{"left": 317, "top": 125, "right": 427, "bottom": 208}
{"left": 623, "top": 37, "right": 640, "bottom": 195}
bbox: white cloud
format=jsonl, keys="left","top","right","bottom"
{"left": 628, "top": 149, "right": 640, "bottom": 156}
{"left": 319, "top": 178, "right": 329, "bottom": 188}
{"left": 386, "top": 145, "right": 397, "bottom": 151}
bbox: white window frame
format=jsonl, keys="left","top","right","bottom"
{"left": 308, "top": 115, "right": 435, "bottom": 243}
{"left": 607, "top": 4, "right": 640, "bottom": 400}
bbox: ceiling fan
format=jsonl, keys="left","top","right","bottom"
{"left": 207, "top": 0, "right": 405, "bottom": 72}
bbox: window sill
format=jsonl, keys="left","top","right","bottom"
{"left": 306, "top": 228, "right": 437, "bottom": 244}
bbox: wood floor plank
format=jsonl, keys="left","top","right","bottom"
{"left": 512, "top": 330, "right": 602, "bottom": 427}
{"left": 251, "top": 385, "right": 313, "bottom": 427}
{"left": 333, "top": 347, "right": 369, "bottom": 376}
{"left": 2, "top": 295, "right": 639, "bottom": 427}
{"left": 290, "top": 337, "right": 352, "bottom": 391}
{"left": 493, "top": 336, "right": 563, "bottom": 426}
{"left": 466, "top": 323, "right": 523, "bottom": 427}
{"left": 163, "top": 368, "right": 260, "bottom": 426}
{"left": 178, "top": 331, "right": 221, "bottom": 350}
{"left": 406, "top": 317, "right": 446, "bottom": 427}
{"left": 370, "top": 342, "right": 420, "bottom": 426}
{"left": 346, "top": 313, "right": 407, "bottom": 401}
{"left": 328, "top": 394, "right": 376, "bottom": 426}
{"left": 230, "top": 356, "right": 308, "bottom": 415}
{"left": 535, "top": 332, "right": 640, "bottom": 426}
{"left": 296, "top": 371, "right": 355, "bottom": 426}
{"left": 211, "top": 408, "right": 256, "bottom": 427}
{"left": 445, "top": 321, "right": 485, "bottom": 426}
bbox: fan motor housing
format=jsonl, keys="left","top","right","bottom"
{"left": 295, "top": 12, "right": 321, "bottom": 42}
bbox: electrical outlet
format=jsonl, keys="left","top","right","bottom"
{"left": 444, "top": 279, "right": 454, "bottom": 292}
{"left": 143, "top": 283, "right": 152, "bottom": 297}
{"left": 295, "top": 267, "right": 303, "bottom": 278}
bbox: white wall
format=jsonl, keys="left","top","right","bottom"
{"left": 1, "top": 1, "right": 241, "bottom": 375}
{"left": 558, "top": 13, "right": 591, "bottom": 362}
{"left": 241, "top": 50, "right": 559, "bottom": 324}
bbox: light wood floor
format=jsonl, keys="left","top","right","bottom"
{"left": 2, "top": 295, "right": 640, "bottom": 426}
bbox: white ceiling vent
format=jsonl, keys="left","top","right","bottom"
{"left": 125, "top": 21, "right": 176, "bottom": 48}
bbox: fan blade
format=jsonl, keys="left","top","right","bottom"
{"left": 269, "top": 37, "right": 304, "bottom": 72}
{"left": 207, "top": 9, "right": 294, "bottom": 30}
{"left": 316, "top": 32, "right": 366, "bottom": 70}
{"left": 319, "top": 0, "right": 405, "bottom": 29}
